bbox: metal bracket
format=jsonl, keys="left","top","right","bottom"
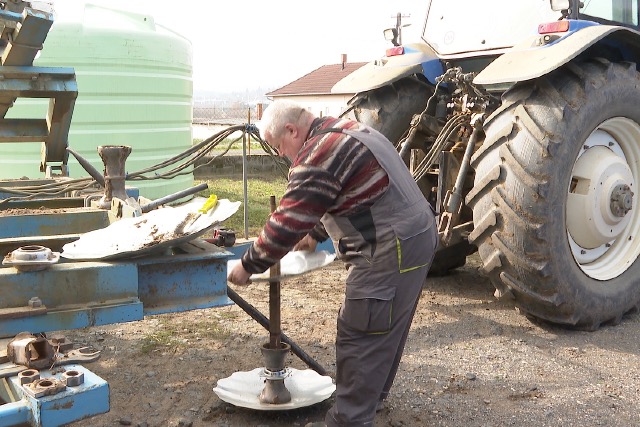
{"left": 0, "top": 66, "right": 78, "bottom": 175}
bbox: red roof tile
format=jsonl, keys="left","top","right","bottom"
{"left": 267, "top": 62, "right": 368, "bottom": 96}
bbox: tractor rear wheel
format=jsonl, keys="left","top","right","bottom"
{"left": 468, "top": 59, "right": 640, "bottom": 329}
{"left": 343, "top": 76, "right": 431, "bottom": 145}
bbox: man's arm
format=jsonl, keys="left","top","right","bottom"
{"left": 241, "top": 164, "right": 340, "bottom": 274}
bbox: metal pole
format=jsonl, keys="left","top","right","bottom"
{"left": 242, "top": 126, "right": 249, "bottom": 240}
{"left": 140, "top": 183, "right": 208, "bottom": 213}
{"left": 247, "top": 108, "right": 251, "bottom": 156}
{"left": 225, "top": 287, "right": 327, "bottom": 375}
{"left": 268, "top": 195, "right": 282, "bottom": 349}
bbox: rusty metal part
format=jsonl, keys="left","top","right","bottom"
{"left": 22, "top": 377, "right": 66, "bottom": 398}
{"left": 257, "top": 195, "right": 292, "bottom": 404}
{"left": 48, "top": 333, "right": 74, "bottom": 353}
{"left": 57, "top": 347, "right": 101, "bottom": 364}
{"left": 62, "top": 369, "right": 84, "bottom": 386}
{"left": 1, "top": 343, "right": 100, "bottom": 379}
{"left": 610, "top": 183, "right": 633, "bottom": 217}
{"left": 225, "top": 287, "right": 327, "bottom": 375}
{"left": 7, "top": 332, "right": 55, "bottom": 370}
{"left": 17, "top": 368, "right": 39, "bottom": 385}
{"left": 258, "top": 342, "right": 292, "bottom": 404}
{"left": 0, "top": 4, "right": 77, "bottom": 175}
{"left": 439, "top": 114, "right": 484, "bottom": 245}
{"left": 97, "top": 145, "right": 131, "bottom": 209}
{"left": 2, "top": 245, "right": 60, "bottom": 271}
{"left": 210, "top": 228, "right": 236, "bottom": 247}
{"left": 268, "top": 195, "right": 283, "bottom": 350}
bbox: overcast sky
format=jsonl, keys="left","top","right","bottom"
{"left": 52, "top": 1, "right": 427, "bottom": 93}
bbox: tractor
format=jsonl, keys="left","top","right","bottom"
{"left": 333, "top": 0, "right": 640, "bottom": 330}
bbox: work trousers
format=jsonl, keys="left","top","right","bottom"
{"left": 325, "top": 228, "right": 437, "bottom": 426}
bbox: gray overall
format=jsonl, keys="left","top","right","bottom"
{"left": 320, "top": 127, "right": 438, "bottom": 426}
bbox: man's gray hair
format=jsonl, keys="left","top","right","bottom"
{"left": 259, "top": 100, "right": 308, "bottom": 140}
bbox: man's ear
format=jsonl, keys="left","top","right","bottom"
{"left": 285, "top": 123, "right": 297, "bottom": 137}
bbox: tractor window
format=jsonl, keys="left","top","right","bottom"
{"left": 580, "top": 0, "right": 638, "bottom": 26}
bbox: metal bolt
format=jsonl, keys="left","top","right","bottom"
{"left": 28, "top": 297, "right": 42, "bottom": 308}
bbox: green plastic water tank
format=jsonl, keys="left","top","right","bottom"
{"left": 2, "top": 2, "right": 194, "bottom": 200}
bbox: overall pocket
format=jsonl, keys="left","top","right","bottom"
{"left": 392, "top": 212, "right": 437, "bottom": 273}
{"left": 340, "top": 283, "right": 397, "bottom": 334}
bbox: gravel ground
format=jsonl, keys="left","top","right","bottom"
{"left": 62, "top": 253, "right": 640, "bottom": 427}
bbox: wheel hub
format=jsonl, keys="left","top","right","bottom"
{"left": 566, "top": 143, "right": 633, "bottom": 249}
{"left": 566, "top": 121, "right": 640, "bottom": 281}
{"left": 610, "top": 184, "right": 633, "bottom": 217}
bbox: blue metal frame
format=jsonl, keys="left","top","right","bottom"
{"left": 0, "top": 250, "right": 232, "bottom": 338}
{"left": 0, "top": 365, "right": 109, "bottom": 426}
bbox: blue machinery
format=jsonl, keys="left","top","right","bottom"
{"left": 0, "top": 2, "right": 231, "bottom": 425}
{"left": 0, "top": 2, "right": 329, "bottom": 424}
{"left": 0, "top": 204, "right": 233, "bottom": 425}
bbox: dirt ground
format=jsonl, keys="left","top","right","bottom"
{"left": 63, "top": 253, "right": 640, "bottom": 427}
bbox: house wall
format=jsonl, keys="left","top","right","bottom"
{"left": 271, "top": 94, "right": 354, "bottom": 118}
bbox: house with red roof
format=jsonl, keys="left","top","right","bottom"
{"left": 266, "top": 55, "right": 367, "bottom": 118}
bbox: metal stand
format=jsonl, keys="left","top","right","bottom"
{"left": 258, "top": 342, "right": 291, "bottom": 404}
{"left": 97, "top": 145, "right": 131, "bottom": 209}
{"left": 212, "top": 196, "right": 335, "bottom": 410}
{"left": 258, "top": 195, "right": 292, "bottom": 404}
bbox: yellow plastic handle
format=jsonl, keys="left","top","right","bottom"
{"left": 198, "top": 194, "right": 218, "bottom": 214}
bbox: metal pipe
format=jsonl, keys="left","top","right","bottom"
{"left": 445, "top": 115, "right": 483, "bottom": 214}
{"left": 268, "top": 195, "right": 282, "bottom": 350}
{"left": 140, "top": 183, "right": 209, "bottom": 213}
{"left": 242, "top": 128, "right": 249, "bottom": 239}
{"left": 225, "top": 287, "right": 327, "bottom": 375}
{"left": 66, "top": 147, "right": 105, "bottom": 187}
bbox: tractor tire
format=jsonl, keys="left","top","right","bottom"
{"left": 468, "top": 58, "right": 640, "bottom": 329}
{"left": 346, "top": 77, "right": 470, "bottom": 275}
{"left": 343, "top": 76, "right": 431, "bottom": 145}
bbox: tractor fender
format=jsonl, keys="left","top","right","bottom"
{"left": 474, "top": 25, "right": 640, "bottom": 86}
{"left": 332, "top": 42, "right": 444, "bottom": 94}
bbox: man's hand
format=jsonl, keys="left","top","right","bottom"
{"left": 294, "top": 234, "right": 318, "bottom": 252}
{"left": 227, "top": 261, "right": 252, "bottom": 286}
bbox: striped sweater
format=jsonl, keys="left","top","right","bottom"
{"left": 241, "top": 116, "right": 391, "bottom": 274}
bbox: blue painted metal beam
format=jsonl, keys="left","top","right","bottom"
{"left": 0, "top": 261, "right": 139, "bottom": 310}
{"left": 0, "top": 401, "right": 31, "bottom": 426}
{"left": 0, "top": 301, "right": 144, "bottom": 339}
{"left": 1, "top": 249, "right": 232, "bottom": 337}
{"left": 0, "top": 261, "right": 141, "bottom": 338}
{"left": 138, "top": 251, "right": 233, "bottom": 315}
{"left": 0, "top": 209, "right": 110, "bottom": 239}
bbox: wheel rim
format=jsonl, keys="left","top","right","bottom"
{"left": 566, "top": 117, "right": 640, "bottom": 280}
